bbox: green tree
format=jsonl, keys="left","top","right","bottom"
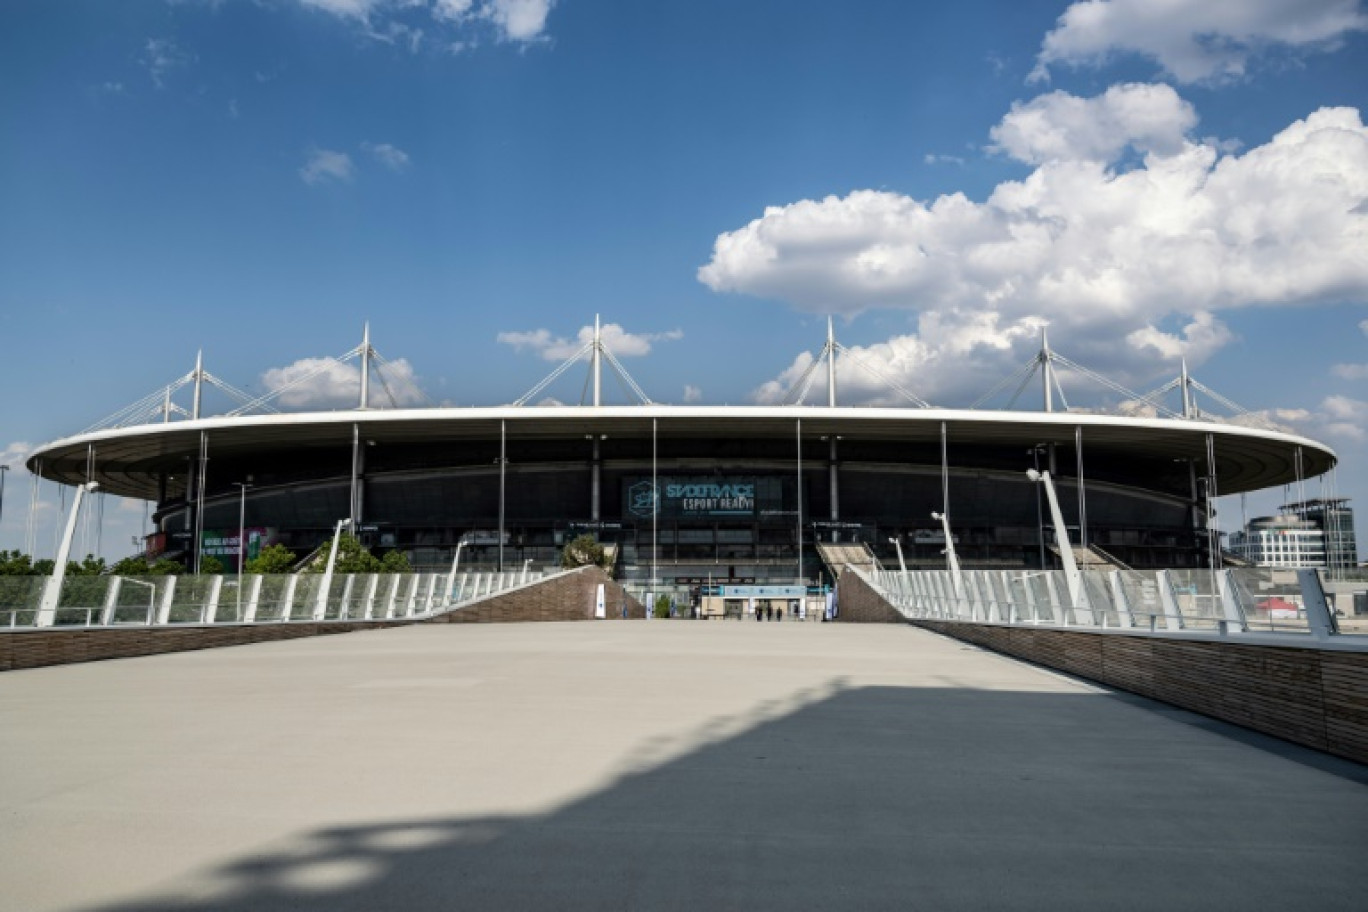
{"left": 31, "top": 559, "right": 55, "bottom": 575}
{"left": 0, "top": 550, "right": 35, "bottom": 575}
{"left": 66, "top": 554, "right": 106, "bottom": 576}
{"left": 304, "top": 533, "right": 381, "bottom": 573}
{"left": 379, "top": 549, "right": 412, "bottom": 573}
{"left": 561, "top": 534, "right": 607, "bottom": 569}
{"left": 146, "top": 558, "right": 184, "bottom": 575}
{"left": 198, "top": 555, "right": 225, "bottom": 575}
{"left": 244, "top": 544, "right": 297, "bottom": 574}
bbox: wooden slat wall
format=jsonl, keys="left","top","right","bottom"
{"left": 914, "top": 618, "right": 1368, "bottom": 766}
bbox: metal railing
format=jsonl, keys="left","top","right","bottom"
{"left": 0, "top": 566, "right": 561, "bottom": 630}
{"left": 857, "top": 565, "right": 1365, "bottom": 641}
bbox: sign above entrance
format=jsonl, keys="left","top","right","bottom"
{"left": 623, "top": 476, "right": 787, "bottom": 520}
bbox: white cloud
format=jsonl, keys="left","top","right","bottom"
{"left": 141, "top": 37, "right": 191, "bottom": 89}
{"left": 923, "top": 153, "right": 966, "bottom": 166}
{"left": 1248, "top": 394, "right": 1368, "bottom": 444}
{"left": 481, "top": 0, "right": 555, "bottom": 42}
{"left": 498, "top": 323, "right": 683, "bottom": 361}
{"left": 1031, "top": 0, "right": 1368, "bottom": 84}
{"left": 683, "top": 385, "right": 703, "bottom": 403}
{"left": 1332, "top": 363, "right": 1368, "bottom": 380}
{"left": 299, "top": 148, "right": 354, "bottom": 185}
{"left": 363, "top": 141, "right": 411, "bottom": 171}
{"left": 1126, "top": 312, "right": 1234, "bottom": 362}
{"left": 989, "top": 83, "right": 1196, "bottom": 164}
{"left": 1, "top": 441, "right": 34, "bottom": 477}
{"left": 260, "top": 357, "right": 425, "bottom": 408}
{"left": 295, "top": 0, "right": 554, "bottom": 45}
{"left": 702, "top": 95, "right": 1368, "bottom": 400}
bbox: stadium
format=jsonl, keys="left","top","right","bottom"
{"left": 24, "top": 320, "right": 1337, "bottom": 583}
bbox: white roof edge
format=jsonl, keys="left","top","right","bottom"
{"left": 29, "top": 403, "right": 1336, "bottom": 462}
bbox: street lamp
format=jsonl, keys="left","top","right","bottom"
{"left": 888, "top": 536, "right": 907, "bottom": 574}
{"left": 930, "top": 511, "right": 964, "bottom": 600}
{"left": 231, "top": 481, "right": 252, "bottom": 619}
{"left": 1026, "top": 468, "right": 1088, "bottom": 613}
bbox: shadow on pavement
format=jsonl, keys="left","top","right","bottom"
{"left": 94, "top": 686, "right": 1368, "bottom": 912}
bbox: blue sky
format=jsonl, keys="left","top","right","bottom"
{"left": 1, "top": 0, "right": 1366, "bottom": 559}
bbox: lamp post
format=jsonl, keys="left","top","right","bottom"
{"left": 1026, "top": 468, "right": 1088, "bottom": 614}
{"left": 888, "top": 536, "right": 907, "bottom": 574}
{"left": 447, "top": 538, "right": 468, "bottom": 603}
{"left": 232, "top": 481, "right": 252, "bottom": 619}
{"left": 930, "top": 511, "right": 964, "bottom": 600}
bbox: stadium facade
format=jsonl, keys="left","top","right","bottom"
{"left": 24, "top": 323, "right": 1339, "bottom": 582}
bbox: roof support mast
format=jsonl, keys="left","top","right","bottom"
{"left": 359, "top": 323, "right": 371, "bottom": 410}
{"left": 592, "top": 314, "right": 602, "bottom": 407}
{"left": 192, "top": 350, "right": 204, "bottom": 420}
{"left": 1040, "top": 329, "right": 1053, "bottom": 414}
{"left": 1180, "top": 358, "right": 1193, "bottom": 419}
{"left": 827, "top": 316, "right": 836, "bottom": 408}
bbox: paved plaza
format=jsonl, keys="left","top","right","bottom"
{"left": 1, "top": 620, "right": 1366, "bottom": 911}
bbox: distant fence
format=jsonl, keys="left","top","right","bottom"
{"left": 0, "top": 567, "right": 558, "bottom": 629}
{"left": 861, "top": 565, "right": 1365, "bottom": 640}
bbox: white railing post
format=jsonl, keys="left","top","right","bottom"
{"left": 1298, "top": 568, "right": 1338, "bottom": 640}
{"left": 1109, "top": 571, "right": 1134, "bottom": 628}
{"left": 385, "top": 575, "right": 402, "bottom": 619}
{"left": 280, "top": 575, "right": 298, "bottom": 622}
{"left": 204, "top": 575, "right": 223, "bottom": 624}
{"left": 339, "top": 574, "right": 356, "bottom": 620}
{"left": 156, "top": 576, "right": 177, "bottom": 625}
{"left": 362, "top": 575, "right": 379, "bottom": 619}
{"left": 404, "top": 575, "right": 421, "bottom": 617}
{"left": 423, "top": 575, "right": 438, "bottom": 614}
{"left": 100, "top": 577, "right": 122, "bottom": 626}
{"left": 244, "top": 575, "right": 263, "bottom": 623}
{"left": 1157, "top": 569, "right": 1185, "bottom": 631}
{"left": 1045, "top": 573, "right": 1066, "bottom": 627}
{"left": 1216, "top": 570, "right": 1247, "bottom": 634}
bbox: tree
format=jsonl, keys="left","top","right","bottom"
{"left": 379, "top": 549, "right": 412, "bottom": 573}
{"left": 0, "top": 550, "right": 35, "bottom": 575}
{"left": 66, "top": 555, "right": 106, "bottom": 576}
{"left": 244, "top": 544, "right": 296, "bottom": 574}
{"left": 304, "top": 533, "right": 382, "bottom": 573}
{"left": 146, "top": 558, "right": 184, "bottom": 575}
{"left": 198, "top": 555, "right": 225, "bottom": 575}
{"left": 561, "top": 534, "right": 607, "bottom": 570}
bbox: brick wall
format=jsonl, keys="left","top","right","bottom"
{"left": 915, "top": 619, "right": 1368, "bottom": 766}
{"left": 0, "top": 619, "right": 410, "bottom": 672}
{"left": 834, "top": 568, "right": 912, "bottom": 623}
{"left": 827, "top": 573, "right": 1368, "bottom": 765}
{"left": 431, "top": 566, "right": 645, "bottom": 623}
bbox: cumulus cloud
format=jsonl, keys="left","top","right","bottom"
{"left": 1, "top": 441, "right": 34, "bottom": 477}
{"left": 1031, "top": 0, "right": 1368, "bottom": 84}
{"left": 989, "top": 83, "right": 1196, "bottom": 164}
{"left": 363, "top": 141, "right": 411, "bottom": 171}
{"left": 703, "top": 93, "right": 1368, "bottom": 403}
{"left": 297, "top": 0, "right": 555, "bottom": 46}
{"left": 300, "top": 148, "right": 354, "bottom": 185}
{"left": 141, "top": 37, "right": 191, "bottom": 88}
{"left": 260, "top": 357, "right": 424, "bottom": 408}
{"left": 498, "top": 323, "right": 683, "bottom": 361}
{"left": 683, "top": 385, "right": 703, "bottom": 403}
{"left": 1332, "top": 363, "right": 1368, "bottom": 380}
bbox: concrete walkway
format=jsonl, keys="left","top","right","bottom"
{"left": 1, "top": 620, "right": 1365, "bottom": 911}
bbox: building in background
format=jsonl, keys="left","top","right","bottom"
{"left": 1228, "top": 515, "right": 1327, "bottom": 568}
{"left": 1280, "top": 499, "right": 1358, "bottom": 575}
